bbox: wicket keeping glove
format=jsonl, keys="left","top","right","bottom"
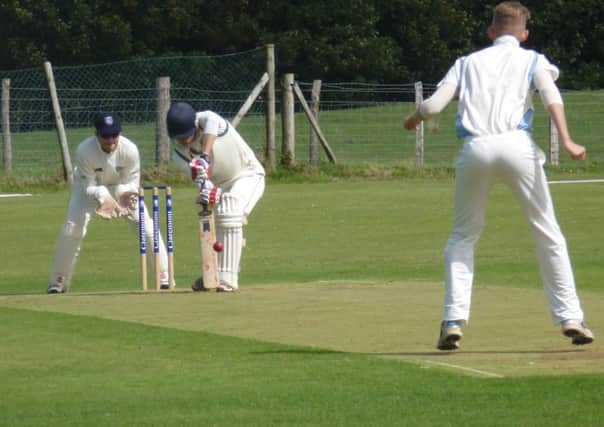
{"left": 95, "top": 196, "right": 128, "bottom": 220}
{"left": 189, "top": 156, "right": 211, "bottom": 183}
{"left": 118, "top": 191, "right": 138, "bottom": 210}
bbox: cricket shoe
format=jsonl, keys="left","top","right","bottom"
{"left": 437, "top": 320, "right": 463, "bottom": 351}
{"left": 46, "top": 284, "right": 65, "bottom": 294}
{"left": 159, "top": 272, "right": 174, "bottom": 290}
{"left": 216, "top": 284, "right": 236, "bottom": 293}
{"left": 561, "top": 320, "right": 594, "bottom": 345}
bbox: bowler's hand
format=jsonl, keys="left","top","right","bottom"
{"left": 404, "top": 112, "right": 422, "bottom": 131}
{"left": 563, "top": 139, "right": 586, "bottom": 160}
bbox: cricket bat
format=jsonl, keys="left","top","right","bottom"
{"left": 198, "top": 206, "right": 219, "bottom": 290}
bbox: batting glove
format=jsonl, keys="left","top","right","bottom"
{"left": 189, "top": 156, "right": 211, "bottom": 182}
{"left": 197, "top": 181, "right": 223, "bottom": 206}
{"left": 199, "top": 186, "right": 222, "bottom": 206}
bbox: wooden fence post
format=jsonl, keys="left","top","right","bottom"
{"left": 549, "top": 117, "right": 559, "bottom": 166}
{"left": 281, "top": 73, "right": 295, "bottom": 166}
{"left": 265, "top": 44, "right": 276, "bottom": 170}
{"left": 2, "top": 79, "right": 11, "bottom": 173}
{"left": 309, "top": 80, "right": 321, "bottom": 165}
{"left": 231, "top": 72, "right": 269, "bottom": 128}
{"left": 44, "top": 61, "right": 73, "bottom": 185}
{"left": 156, "top": 77, "right": 171, "bottom": 166}
{"left": 414, "top": 81, "right": 424, "bottom": 166}
{"left": 292, "top": 82, "right": 336, "bottom": 163}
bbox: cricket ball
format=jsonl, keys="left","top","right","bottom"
{"left": 213, "top": 241, "right": 224, "bottom": 252}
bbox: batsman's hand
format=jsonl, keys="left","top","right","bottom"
{"left": 190, "top": 157, "right": 211, "bottom": 183}
{"left": 118, "top": 191, "right": 138, "bottom": 210}
{"left": 196, "top": 180, "right": 223, "bottom": 207}
{"left": 95, "top": 196, "right": 128, "bottom": 220}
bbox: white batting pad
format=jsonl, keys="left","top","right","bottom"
{"left": 215, "top": 193, "right": 244, "bottom": 289}
{"left": 49, "top": 219, "right": 89, "bottom": 291}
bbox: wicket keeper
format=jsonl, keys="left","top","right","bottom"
{"left": 47, "top": 112, "right": 171, "bottom": 293}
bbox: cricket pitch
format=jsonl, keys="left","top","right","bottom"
{"left": 1, "top": 281, "right": 602, "bottom": 378}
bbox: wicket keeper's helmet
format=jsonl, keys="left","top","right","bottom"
{"left": 167, "top": 102, "right": 196, "bottom": 139}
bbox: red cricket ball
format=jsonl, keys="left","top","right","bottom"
{"left": 213, "top": 241, "right": 224, "bottom": 252}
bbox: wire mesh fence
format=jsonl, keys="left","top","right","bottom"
{"left": 1, "top": 48, "right": 267, "bottom": 176}
{"left": 293, "top": 82, "right": 433, "bottom": 164}
{"left": 292, "top": 82, "right": 604, "bottom": 166}
{"left": 2, "top": 48, "right": 604, "bottom": 179}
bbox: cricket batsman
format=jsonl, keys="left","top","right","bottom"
{"left": 166, "top": 102, "right": 265, "bottom": 292}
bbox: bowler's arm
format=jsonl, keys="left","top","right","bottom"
{"left": 534, "top": 68, "right": 586, "bottom": 160}
{"left": 404, "top": 83, "right": 457, "bottom": 130}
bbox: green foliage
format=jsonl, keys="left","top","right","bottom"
{"left": 260, "top": 0, "right": 401, "bottom": 81}
{"left": 1, "top": 1, "right": 603, "bottom": 88}
{"left": 5, "top": 161, "right": 604, "bottom": 192}
{"left": 527, "top": 0, "right": 604, "bottom": 88}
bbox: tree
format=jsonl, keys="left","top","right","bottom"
{"left": 255, "top": 0, "right": 400, "bottom": 82}
{"left": 0, "top": 0, "right": 602, "bottom": 88}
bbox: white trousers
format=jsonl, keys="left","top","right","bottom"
{"left": 215, "top": 174, "right": 265, "bottom": 289}
{"left": 49, "top": 182, "right": 169, "bottom": 290}
{"left": 443, "top": 130, "right": 584, "bottom": 325}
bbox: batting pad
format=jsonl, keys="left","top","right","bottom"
{"left": 215, "top": 193, "right": 244, "bottom": 289}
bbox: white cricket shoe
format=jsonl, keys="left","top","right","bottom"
{"left": 216, "top": 284, "right": 236, "bottom": 293}
{"left": 561, "top": 320, "right": 594, "bottom": 345}
{"left": 159, "top": 272, "right": 174, "bottom": 290}
{"left": 46, "top": 283, "right": 65, "bottom": 294}
{"left": 437, "top": 321, "right": 463, "bottom": 350}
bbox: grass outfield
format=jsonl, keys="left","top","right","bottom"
{"left": 1, "top": 178, "right": 604, "bottom": 425}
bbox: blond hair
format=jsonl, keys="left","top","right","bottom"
{"left": 491, "top": 2, "right": 530, "bottom": 36}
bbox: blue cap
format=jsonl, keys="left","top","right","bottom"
{"left": 94, "top": 112, "right": 122, "bottom": 137}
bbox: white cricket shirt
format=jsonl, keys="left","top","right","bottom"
{"left": 74, "top": 135, "right": 140, "bottom": 201}
{"left": 174, "top": 111, "right": 264, "bottom": 186}
{"left": 441, "top": 35, "right": 559, "bottom": 138}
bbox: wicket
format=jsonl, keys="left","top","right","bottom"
{"left": 138, "top": 185, "right": 175, "bottom": 291}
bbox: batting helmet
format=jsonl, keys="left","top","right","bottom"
{"left": 166, "top": 102, "right": 196, "bottom": 139}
